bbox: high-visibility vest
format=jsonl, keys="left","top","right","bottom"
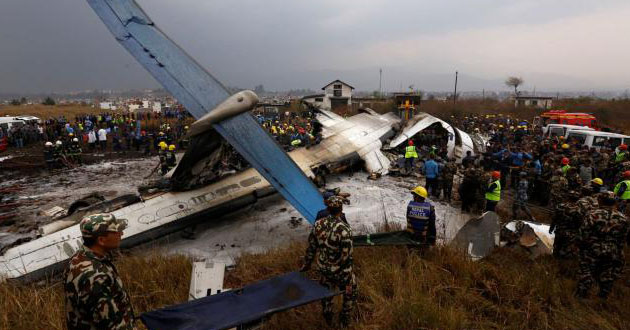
{"left": 561, "top": 165, "right": 571, "bottom": 175}
{"left": 615, "top": 151, "right": 627, "bottom": 163}
{"left": 485, "top": 180, "right": 501, "bottom": 201}
{"left": 614, "top": 180, "right": 630, "bottom": 200}
{"left": 405, "top": 145, "right": 418, "bottom": 159}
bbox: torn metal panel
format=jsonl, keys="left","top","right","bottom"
{"left": 503, "top": 221, "right": 554, "bottom": 258}
{"left": 453, "top": 127, "right": 475, "bottom": 161}
{"left": 389, "top": 113, "right": 456, "bottom": 158}
{"left": 87, "top": 0, "right": 325, "bottom": 224}
{"left": 450, "top": 212, "right": 500, "bottom": 260}
{"left": 189, "top": 261, "right": 226, "bottom": 301}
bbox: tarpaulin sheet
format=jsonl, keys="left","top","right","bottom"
{"left": 353, "top": 231, "right": 428, "bottom": 246}
{"left": 141, "top": 272, "right": 338, "bottom": 330}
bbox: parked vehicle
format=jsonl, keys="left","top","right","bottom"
{"left": 534, "top": 110, "right": 599, "bottom": 130}
{"left": 543, "top": 124, "right": 595, "bottom": 137}
{"left": 565, "top": 130, "right": 630, "bottom": 150}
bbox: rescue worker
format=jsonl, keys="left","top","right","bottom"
{"left": 576, "top": 192, "right": 629, "bottom": 299}
{"left": 69, "top": 137, "right": 82, "bottom": 165}
{"left": 550, "top": 190, "right": 581, "bottom": 258}
{"left": 179, "top": 125, "right": 190, "bottom": 150}
{"left": 614, "top": 144, "right": 628, "bottom": 164}
{"left": 44, "top": 141, "right": 55, "bottom": 170}
{"left": 423, "top": 154, "right": 439, "bottom": 197}
{"left": 54, "top": 140, "right": 65, "bottom": 168}
{"left": 485, "top": 171, "right": 501, "bottom": 212}
{"left": 165, "top": 144, "right": 177, "bottom": 172}
{"left": 561, "top": 157, "right": 571, "bottom": 175}
{"left": 64, "top": 213, "right": 135, "bottom": 329}
{"left": 301, "top": 196, "right": 357, "bottom": 327}
{"left": 159, "top": 143, "right": 169, "bottom": 175}
{"left": 613, "top": 170, "right": 630, "bottom": 213}
{"left": 406, "top": 186, "right": 437, "bottom": 245}
{"left": 404, "top": 140, "right": 418, "bottom": 173}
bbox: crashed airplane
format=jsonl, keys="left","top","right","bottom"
{"left": 0, "top": 0, "right": 488, "bottom": 281}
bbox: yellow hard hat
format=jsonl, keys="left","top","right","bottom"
{"left": 169, "top": 144, "right": 176, "bottom": 151}
{"left": 160, "top": 144, "right": 167, "bottom": 150}
{"left": 591, "top": 178, "right": 603, "bottom": 186}
{"left": 68, "top": 133, "right": 74, "bottom": 137}
{"left": 159, "top": 141, "right": 167, "bottom": 147}
{"left": 411, "top": 186, "right": 428, "bottom": 198}
{"left": 561, "top": 143, "right": 569, "bottom": 149}
{"left": 184, "top": 126, "right": 189, "bottom": 130}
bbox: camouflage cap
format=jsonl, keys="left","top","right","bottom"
{"left": 79, "top": 213, "right": 128, "bottom": 239}
{"left": 326, "top": 196, "right": 344, "bottom": 208}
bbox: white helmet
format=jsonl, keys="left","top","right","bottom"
{"left": 72, "top": 138, "right": 79, "bottom": 142}
{"left": 45, "top": 141, "right": 53, "bottom": 147}
{"left": 55, "top": 140, "right": 63, "bottom": 146}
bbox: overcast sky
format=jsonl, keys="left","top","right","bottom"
{"left": 1, "top": 0, "right": 629, "bottom": 93}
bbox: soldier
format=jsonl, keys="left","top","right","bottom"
{"left": 460, "top": 164, "right": 477, "bottom": 213}
{"left": 440, "top": 158, "right": 457, "bottom": 202}
{"left": 64, "top": 213, "right": 135, "bottom": 329}
{"left": 550, "top": 190, "right": 581, "bottom": 258}
{"left": 549, "top": 169, "right": 568, "bottom": 207}
{"left": 301, "top": 196, "right": 357, "bottom": 327}
{"left": 576, "top": 192, "right": 630, "bottom": 299}
{"left": 513, "top": 172, "right": 534, "bottom": 220}
{"left": 566, "top": 167, "right": 583, "bottom": 191}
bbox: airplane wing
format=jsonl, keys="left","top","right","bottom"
{"left": 86, "top": 0, "right": 325, "bottom": 222}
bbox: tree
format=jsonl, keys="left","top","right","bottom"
{"left": 10, "top": 99, "right": 20, "bottom": 106}
{"left": 42, "top": 97, "right": 56, "bottom": 106}
{"left": 505, "top": 76, "right": 524, "bottom": 96}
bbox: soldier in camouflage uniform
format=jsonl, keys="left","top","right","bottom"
{"left": 549, "top": 169, "right": 568, "bottom": 207}
{"left": 550, "top": 190, "right": 581, "bottom": 259}
{"left": 576, "top": 192, "right": 630, "bottom": 299}
{"left": 440, "top": 159, "right": 457, "bottom": 202}
{"left": 301, "top": 196, "right": 357, "bottom": 327}
{"left": 65, "top": 213, "right": 135, "bottom": 330}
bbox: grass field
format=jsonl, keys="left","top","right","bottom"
{"left": 2, "top": 240, "right": 630, "bottom": 329}
{"left": 0, "top": 104, "right": 102, "bottom": 119}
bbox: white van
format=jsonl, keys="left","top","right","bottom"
{"left": 14, "top": 115, "right": 41, "bottom": 125}
{"left": 565, "top": 130, "right": 630, "bottom": 150}
{"left": 543, "top": 124, "right": 594, "bottom": 137}
{"left": 0, "top": 117, "right": 26, "bottom": 133}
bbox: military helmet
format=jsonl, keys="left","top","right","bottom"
{"left": 567, "top": 190, "right": 581, "bottom": 200}
{"left": 326, "top": 196, "right": 344, "bottom": 208}
{"left": 79, "top": 213, "right": 127, "bottom": 239}
{"left": 600, "top": 191, "right": 616, "bottom": 205}
{"left": 168, "top": 144, "right": 176, "bottom": 151}
{"left": 411, "top": 186, "right": 428, "bottom": 198}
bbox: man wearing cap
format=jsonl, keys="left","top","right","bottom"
{"left": 65, "top": 213, "right": 135, "bottom": 330}
{"left": 301, "top": 196, "right": 357, "bottom": 327}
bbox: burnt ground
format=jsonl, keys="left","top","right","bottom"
{"left": 0, "top": 145, "right": 159, "bottom": 250}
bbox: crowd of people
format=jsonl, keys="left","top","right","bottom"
{"left": 401, "top": 113, "right": 630, "bottom": 300}
{"left": 257, "top": 112, "right": 322, "bottom": 150}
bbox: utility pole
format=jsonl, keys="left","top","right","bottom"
{"left": 453, "top": 71, "right": 458, "bottom": 106}
{"left": 379, "top": 68, "right": 382, "bottom": 98}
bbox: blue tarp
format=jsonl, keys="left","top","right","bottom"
{"left": 141, "top": 272, "right": 339, "bottom": 330}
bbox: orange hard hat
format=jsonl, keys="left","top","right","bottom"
{"left": 620, "top": 144, "right": 628, "bottom": 151}
{"left": 491, "top": 171, "right": 501, "bottom": 179}
{"left": 624, "top": 170, "right": 630, "bottom": 178}
{"left": 408, "top": 140, "right": 414, "bottom": 146}
{"left": 561, "top": 157, "right": 569, "bottom": 165}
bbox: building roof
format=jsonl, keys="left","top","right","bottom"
{"left": 321, "top": 80, "right": 355, "bottom": 90}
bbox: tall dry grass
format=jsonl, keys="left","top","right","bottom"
{"left": 2, "top": 240, "right": 627, "bottom": 330}
{"left": 0, "top": 104, "right": 102, "bottom": 119}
